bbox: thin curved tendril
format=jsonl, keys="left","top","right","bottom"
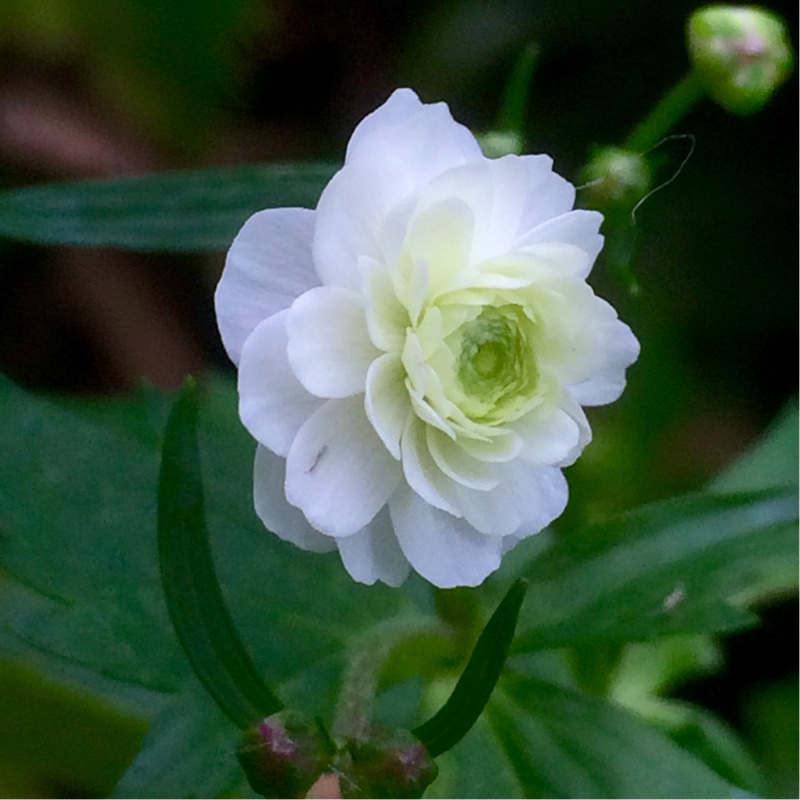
{"left": 631, "top": 134, "right": 696, "bottom": 223}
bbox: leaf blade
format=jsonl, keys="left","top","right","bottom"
{"left": 112, "top": 682, "right": 244, "bottom": 799}
{"left": 0, "top": 163, "right": 337, "bottom": 251}
{"left": 490, "top": 672, "right": 735, "bottom": 799}
{"left": 413, "top": 579, "right": 527, "bottom": 757}
{"left": 513, "top": 488, "right": 798, "bottom": 652}
{"left": 158, "top": 378, "right": 282, "bottom": 728}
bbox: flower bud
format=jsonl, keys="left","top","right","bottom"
{"left": 579, "top": 147, "right": 651, "bottom": 217}
{"left": 476, "top": 130, "right": 524, "bottom": 158}
{"left": 237, "top": 713, "right": 333, "bottom": 799}
{"left": 687, "top": 5, "right": 794, "bottom": 115}
{"left": 341, "top": 729, "right": 438, "bottom": 799}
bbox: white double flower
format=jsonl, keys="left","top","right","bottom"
{"left": 216, "top": 89, "right": 639, "bottom": 588}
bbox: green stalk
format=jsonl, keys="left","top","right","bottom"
{"left": 332, "top": 616, "right": 449, "bottom": 743}
{"left": 626, "top": 71, "right": 706, "bottom": 152}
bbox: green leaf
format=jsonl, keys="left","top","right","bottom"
{"left": 664, "top": 700, "right": 766, "bottom": 795}
{"left": 2, "top": 371, "right": 793, "bottom": 797}
{"left": 605, "top": 635, "right": 766, "bottom": 792}
{"left": 711, "top": 398, "right": 798, "bottom": 494}
{"left": 0, "top": 163, "right": 337, "bottom": 252}
{"left": 158, "top": 379, "right": 282, "bottom": 728}
{"left": 513, "top": 488, "right": 798, "bottom": 652}
{"left": 0, "top": 373, "right": 411, "bottom": 708}
{"left": 112, "top": 681, "right": 246, "bottom": 799}
{"left": 488, "top": 672, "right": 735, "bottom": 798}
{"left": 413, "top": 579, "right": 527, "bottom": 757}
{"left": 423, "top": 715, "right": 523, "bottom": 799}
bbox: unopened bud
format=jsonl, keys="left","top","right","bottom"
{"left": 477, "top": 130, "right": 524, "bottom": 158}
{"left": 237, "top": 713, "right": 333, "bottom": 799}
{"left": 687, "top": 5, "right": 793, "bottom": 115}
{"left": 580, "top": 147, "right": 651, "bottom": 218}
{"left": 341, "top": 729, "right": 438, "bottom": 799}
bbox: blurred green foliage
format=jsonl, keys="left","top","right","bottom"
{"left": 0, "top": 0, "right": 261, "bottom": 153}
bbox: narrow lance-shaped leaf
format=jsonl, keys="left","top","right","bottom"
{"left": 158, "top": 378, "right": 282, "bottom": 728}
{"left": 413, "top": 579, "right": 528, "bottom": 757}
{"left": 0, "top": 162, "right": 338, "bottom": 252}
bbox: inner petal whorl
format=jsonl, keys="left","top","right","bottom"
{"left": 451, "top": 304, "right": 539, "bottom": 421}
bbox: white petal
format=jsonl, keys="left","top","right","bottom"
{"left": 407, "top": 154, "right": 576, "bottom": 268}
{"left": 514, "top": 209, "right": 604, "bottom": 274}
{"left": 460, "top": 431, "right": 523, "bottom": 463}
{"left": 568, "top": 317, "right": 640, "bottom": 406}
{"left": 389, "top": 487, "right": 503, "bottom": 588}
{"left": 399, "top": 198, "right": 475, "bottom": 300}
{"left": 426, "top": 427, "right": 498, "bottom": 490}
{"left": 238, "top": 310, "right": 323, "bottom": 456}
{"left": 518, "top": 155, "right": 576, "bottom": 230}
{"left": 556, "top": 394, "right": 593, "bottom": 467}
{"left": 365, "top": 354, "right": 411, "bottom": 460}
{"left": 313, "top": 160, "right": 411, "bottom": 290}
{"left": 313, "top": 90, "right": 483, "bottom": 290}
{"left": 336, "top": 508, "right": 410, "bottom": 587}
{"left": 516, "top": 243, "right": 593, "bottom": 278}
{"left": 455, "top": 460, "right": 568, "bottom": 536}
{"left": 400, "top": 416, "right": 461, "bottom": 515}
{"left": 216, "top": 208, "right": 319, "bottom": 365}
{"left": 345, "top": 88, "right": 482, "bottom": 175}
{"left": 361, "top": 256, "right": 408, "bottom": 353}
{"left": 286, "top": 286, "right": 380, "bottom": 398}
{"left": 285, "top": 397, "right": 402, "bottom": 537}
{"left": 408, "top": 157, "right": 530, "bottom": 267}
{"left": 512, "top": 403, "right": 585, "bottom": 467}
{"left": 475, "top": 244, "right": 592, "bottom": 289}
{"left": 253, "top": 445, "right": 336, "bottom": 553}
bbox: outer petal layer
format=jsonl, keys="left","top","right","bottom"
{"left": 238, "top": 310, "right": 323, "bottom": 457}
{"left": 568, "top": 317, "right": 641, "bottom": 406}
{"left": 389, "top": 487, "right": 502, "bottom": 588}
{"left": 336, "top": 509, "right": 411, "bottom": 587}
{"left": 346, "top": 88, "right": 482, "bottom": 177}
{"left": 253, "top": 445, "right": 336, "bottom": 553}
{"left": 313, "top": 89, "right": 483, "bottom": 290}
{"left": 455, "top": 461, "right": 568, "bottom": 537}
{"left": 216, "top": 208, "right": 319, "bottom": 365}
{"left": 285, "top": 397, "right": 402, "bottom": 537}
{"left": 514, "top": 209, "right": 604, "bottom": 273}
{"left": 287, "top": 286, "right": 380, "bottom": 398}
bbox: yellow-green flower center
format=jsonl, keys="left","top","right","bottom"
{"left": 451, "top": 305, "right": 539, "bottom": 422}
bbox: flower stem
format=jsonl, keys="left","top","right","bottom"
{"left": 625, "top": 71, "right": 706, "bottom": 152}
{"left": 331, "top": 616, "right": 450, "bottom": 744}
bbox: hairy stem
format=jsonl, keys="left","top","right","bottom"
{"left": 332, "top": 616, "right": 450, "bottom": 743}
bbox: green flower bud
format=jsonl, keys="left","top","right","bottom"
{"left": 687, "top": 5, "right": 794, "bottom": 115}
{"left": 580, "top": 147, "right": 651, "bottom": 217}
{"left": 476, "top": 130, "right": 524, "bottom": 158}
{"left": 237, "top": 713, "right": 333, "bottom": 799}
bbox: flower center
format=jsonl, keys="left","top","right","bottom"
{"left": 451, "top": 305, "right": 539, "bottom": 421}
{"left": 473, "top": 339, "right": 503, "bottom": 377}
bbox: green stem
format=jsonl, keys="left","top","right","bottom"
{"left": 498, "top": 43, "right": 540, "bottom": 137}
{"left": 626, "top": 71, "right": 706, "bottom": 152}
{"left": 332, "top": 616, "right": 450, "bottom": 744}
